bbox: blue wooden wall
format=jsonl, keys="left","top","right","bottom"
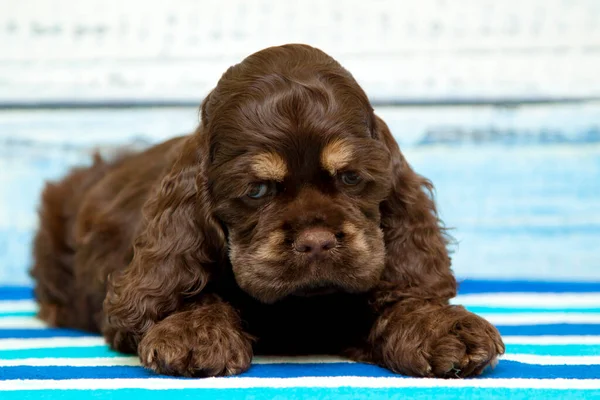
{"left": 1, "top": 103, "right": 599, "bottom": 284}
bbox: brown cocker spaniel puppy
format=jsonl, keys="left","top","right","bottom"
{"left": 31, "top": 44, "right": 504, "bottom": 378}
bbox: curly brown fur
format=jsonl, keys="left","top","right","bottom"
{"left": 138, "top": 295, "right": 254, "bottom": 377}
{"left": 31, "top": 43, "right": 504, "bottom": 378}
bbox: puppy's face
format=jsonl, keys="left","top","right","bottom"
{"left": 205, "top": 46, "right": 393, "bottom": 303}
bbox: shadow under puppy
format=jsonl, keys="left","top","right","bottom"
{"left": 31, "top": 43, "right": 504, "bottom": 378}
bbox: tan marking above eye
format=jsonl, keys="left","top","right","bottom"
{"left": 251, "top": 152, "right": 287, "bottom": 182}
{"left": 321, "top": 139, "right": 353, "bottom": 175}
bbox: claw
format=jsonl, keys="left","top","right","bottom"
{"left": 490, "top": 356, "right": 499, "bottom": 369}
{"left": 425, "top": 364, "right": 433, "bottom": 376}
{"left": 452, "top": 367, "right": 462, "bottom": 378}
{"left": 146, "top": 349, "right": 154, "bottom": 364}
{"left": 496, "top": 342, "right": 505, "bottom": 354}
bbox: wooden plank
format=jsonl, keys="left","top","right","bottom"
{"left": 1, "top": 0, "right": 599, "bottom": 103}
{"left": 0, "top": 104, "right": 598, "bottom": 283}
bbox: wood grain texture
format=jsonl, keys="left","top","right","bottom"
{"left": 1, "top": 0, "right": 599, "bottom": 104}
{"left": 1, "top": 103, "right": 599, "bottom": 284}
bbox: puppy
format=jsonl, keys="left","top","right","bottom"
{"left": 31, "top": 44, "right": 504, "bottom": 378}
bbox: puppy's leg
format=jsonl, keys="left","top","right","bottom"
{"left": 348, "top": 299, "right": 504, "bottom": 378}
{"left": 31, "top": 160, "right": 109, "bottom": 330}
{"left": 359, "top": 117, "right": 505, "bottom": 377}
{"left": 137, "top": 296, "right": 253, "bottom": 377}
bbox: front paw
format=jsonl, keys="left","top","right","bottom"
{"left": 138, "top": 313, "right": 253, "bottom": 377}
{"left": 379, "top": 305, "right": 505, "bottom": 378}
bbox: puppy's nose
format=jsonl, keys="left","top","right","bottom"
{"left": 294, "top": 228, "right": 337, "bottom": 255}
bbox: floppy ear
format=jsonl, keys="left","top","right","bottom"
{"left": 374, "top": 115, "right": 456, "bottom": 307}
{"left": 103, "top": 133, "right": 226, "bottom": 346}
{"left": 200, "top": 90, "right": 214, "bottom": 127}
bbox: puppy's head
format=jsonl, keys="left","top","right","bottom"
{"left": 202, "top": 44, "right": 393, "bottom": 303}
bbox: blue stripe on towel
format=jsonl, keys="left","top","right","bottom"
{"left": 1, "top": 361, "right": 599, "bottom": 380}
{"left": 3, "top": 307, "right": 600, "bottom": 318}
{"left": 2, "top": 282, "right": 600, "bottom": 302}
{"left": 3, "top": 323, "right": 599, "bottom": 339}
{"left": 0, "top": 363, "right": 394, "bottom": 380}
{"left": 3, "top": 343, "right": 600, "bottom": 359}
{"left": 0, "top": 311, "right": 36, "bottom": 318}
{"left": 497, "top": 324, "right": 600, "bottom": 336}
{"left": 0, "top": 282, "right": 599, "bottom": 399}
{"left": 0, "top": 346, "right": 122, "bottom": 359}
{"left": 13, "top": 308, "right": 600, "bottom": 318}
{"left": 457, "top": 280, "right": 600, "bottom": 294}
{"left": 0, "top": 329, "right": 94, "bottom": 339}
{"left": 0, "top": 388, "right": 597, "bottom": 400}
{"left": 0, "top": 287, "right": 34, "bottom": 301}
{"left": 0, "top": 306, "right": 600, "bottom": 318}
{"left": 505, "top": 344, "right": 600, "bottom": 356}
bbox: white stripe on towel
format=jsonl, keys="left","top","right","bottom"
{"left": 253, "top": 356, "right": 350, "bottom": 364}
{"left": 0, "top": 317, "right": 46, "bottom": 329}
{"left": 501, "top": 354, "right": 600, "bottom": 365}
{"left": 2, "top": 335, "right": 600, "bottom": 352}
{"left": 0, "top": 357, "right": 141, "bottom": 367}
{"left": 1, "top": 377, "right": 599, "bottom": 391}
{"left": 481, "top": 313, "right": 600, "bottom": 325}
{"left": 502, "top": 336, "right": 600, "bottom": 345}
{"left": 0, "top": 301, "right": 37, "bottom": 313}
{"left": 454, "top": 293, "right": 600, "bottom": 307}
{"left": 0, "top": 356, "right": 357, "bottom": 367}
{"left": 2, "top": 354, "right": 599, "bottom": 367}
{"left": 0, "top": 356, "right": 348, "bottom": 367}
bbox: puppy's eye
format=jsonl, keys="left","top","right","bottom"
{"left": 247, "top": 182, "right": 272, "bottom": 199}
{"left": 340, "top": 171, "right": 362, "bottom": 186}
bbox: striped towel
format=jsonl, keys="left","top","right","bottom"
{"left": 1, "top": 281, "right": 599, "bottom": 399}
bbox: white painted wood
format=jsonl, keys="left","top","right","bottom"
{"left": 1, "top": 0, "right": 599, "bottom": 103}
